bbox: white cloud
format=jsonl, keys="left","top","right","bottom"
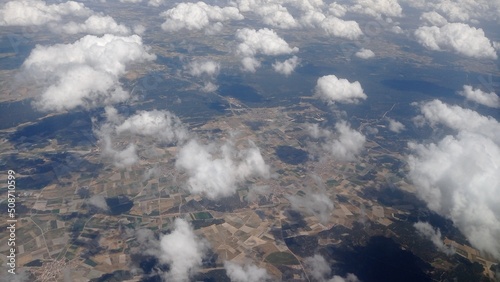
{"left": 236, "top": 28, "right": 299, "bottom": 57}
{"left": 255, "top": 3, "right": 299, "bottom": 29}
{"left": 272, "top": 56, "right": 300, "bottom": 76}
{"left": 387, "top": 117, "right": 405, "bottom": 133}
{"left": 159, "top": 218, "right": 208, "bottom": 281}
{"left": 115, "top": 110, "right": 189, "bottom": 144}
{"left": 308, "top": 122, "right": 366, "bottom": 161}
{"left": 0, "top": 0, "right": 92, "bottom": 26}
{"left": 415, "top": 100, "right": 500, "bottom": 143}
{"left": 415, "top": 23, "right": 497, "bottom": 59}
{"left": 120, "top": 0, "right": 143, "bottom": 3}
{"left": 328, "top": 2, "right": 348, "bottom": 17}
{"left": 414, "top": 221, "right": 455, "bottom": 255}
{"left": 349, "top": 0, "right": 403, "bottom": 18}
{"left": 87, "top": 194, "right": 109, "bottom": 211}
{"left": 458, "top": 85, "right": 500, "bottom": 108}
{"left": 420, "top": 11, "right": 448, "bottom": 26}
{"left": 160, "top": 2, "right": 243, "bottom": 32}
{"left": 186, "top": 60, "right": 220, "bottom": 77}
{"left": 320, "top": 16, "right": 363, "bottom": 40}
{"left": 236, "top": 28, "right": 298, "bottom": 72}
{"left": 176, "top": 139, "right": 270, "bottom": 199}
{"left": 408, "top": 132, "right": 500, "bottom": 259}
{"left": 304, "top": 254, "right": 360, "bottom": 282}
{"left": 315, "top": 75, "right": 367, "bottom": 105}
{"left": 148, "top": 0, "right": 163, "bottom": 7}
{"left": 22, "top": 34, "right": 155, "bottom": 112}
{"left": 355, "top": 48, "right": 375, "bottom": 59}
{"left": 52, "top": 15, "right": 130, "bottom": 35}
{"left": 287, "top": 192, "right": 334, "bottom": 223}
{"left": 224, "top": 261, "right": 271, "bottom": 282}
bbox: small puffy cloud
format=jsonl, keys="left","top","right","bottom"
{"left": 408, "top": 132, "right": 500, "bottom": 259}
{"left": 272, "top": 56, "right": 300, "bottom": 76}
{"left": 387, "top": 117, "right": 405, "bottom": 133}
{"left": 420, "top": 11, "right": 448, "bottom": 26}
{"left": 236, "top": 28, "right": 299, "bottom": 57}
{"left": 176, "top": 139, "right": 270, "bottom": 199}
{"left": 160, "top": 2, "right": 243, "bottom": 32}
{"left": 186, "top": 60, "right": 220, "bottom": 77}
{"left": 53, "top": 15, "right": 130, "bottom": 35}
{"left": 255, "top": 3, "right": 298, "bottom": 29}
{"left": 458, "top": 85, "right": 500, "bottom": 108}
{"left": 87, "top": 194, "right": 109, "bottom": 211}
{"left": 349, "top": 0, "right": 403, "bottom": 18}
{"left": 414, "top": 221, "right": 455, "bottom": 255}
{"left": 355, "top": 48, "right": 375, "bottom": 59}
{"left": 148, "top": 0, "right": 163, "bottom": 7}
{"left": 415, "top": 99, "right": 500, "bottom": 143}
{"left": 415, "top": 23, "right": 497, "bottom": 59}
{"left": 0, "top": 0, "right": 92, "bottom": 26}
{"left": 22, "top": 34, "right": 155, "bottom": 112}
{"left": 308, "top": 122, "right": 366, "bottom": 161}
{"left": 304, "top": 254, "right": 360, "bottom": 282}
{"left": 236, "top": 28, "right": 298, "bottom": 72}
{"left": 328, "top": 2, "right": 348, "bottom": 17}
{"left": 115, "top": 110, "right": 189, "bottom": 143}
{"left": 224, "top": 261, "right": 271, "bottom": 282}
{"left": 287, "top": 192, "right": 334, "bottom": 223}
{"left": 120, "top": 0, "right": 143, "bottom": 3}
{"left": 315, "top": 75, "right": 367, "bottom": 105}
{"left": 159, "top": 218, "right": 209, "bottom": 281}
{"left": 320, "top": 17, "right": 363, "bottom": 40}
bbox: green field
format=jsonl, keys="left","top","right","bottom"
{"left": 193, "top": 212, "right": 213, "bottom": 220}
{"left": 265, "top": 252, "right": 300, "bottom": 265}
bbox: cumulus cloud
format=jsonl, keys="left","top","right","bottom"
{"left": 176, "top": 139, "right": 270, "bottom": 199}
{"left": 415, "top": 23, "right": 497, "bottom": 59}
{"left": 315, "top": 75, "right": 367, "bottom": 105}
{"left": 87, "top": 194, "right": 110, "bottom": 211}
{"left": 272, "top": 56, "right": 300, "bottom": 76}
{"left": 420, "top": 11, "right": 448, "bottom": 26}
{"left": 458, "top": 85, "right": 500, "bottom": 108}
{"left": 287, "top": 192, "right": 334, "bottom": 223}
{"left": 52, "top": 15, "right": 130, "bottom": 35}
{"left": 320, "top": 16, "right": 363, "bottom": 40}
{"left": 414, "top": 221, "right": 455, "bottom": 255}
{"left": 0, "top": 0, "right": 91, "bottom": 26}
{"left": 255, "top": 3, "right": 299, "bottom": 29}
{"left": 159, "top": 218, "right": 209, "bottom": 281}
{"left": 115, "top": 110, "right": 189, "bottom": 143}
{"left": 414, "top": 100, "right": 500, "bottom": 143}
{"left": 160, "top": 2, "right": 243, "bottom": 32}
{"left": 21, "top": 34, "right": 155, "bottom": 112}
{"left": 236, "top": 28, "right": 298, "bottom": 72}
{"left": 387, "top": 117, "right": 405, "bottom": 133}
{"left": 308, "top": 122, "right": 366, "bottom": 161}
{"left": 355, "top": 48, "right": 375, "bottom": 59}
{"left": 304, "top": 254, "right": 360, "bottom": 282}
{"left": 408, "top": 132, "right": 500, "bottom": 259}
{"left": 186, "top": 60, "right": 220, "bottom": 77}
{"left": 224, "top": 261, "right": 271, "bottom": 282}
{"left": 349, "top": 0, "right": 403, "bottom": 18}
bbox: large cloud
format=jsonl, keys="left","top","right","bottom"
{"left": 160, "top": 2, "right": 243, "bottom": 32}
{"left": 175, "top": 139, "right": 270, "bottom": 199}
{"left": 414, "top": 99, "right": 500, "bottom": 143}
{"left": 315, "top": 75, "right": 367, "bottom": 105}
{"left": 0, "top": 0, "right": 91, "bottom": 26}
{"left": 22, "top": 34, "right": 156, "bottom": 112}
{"left": 319, "top": 16, "right": 363, "bottom": 40}
{"left": 415, "top": 23, "right": 497, "bottom": 59}
{"left": 236, "top": 28, "right": 299, "bottom": 72}
{"left": 51, "top": 15, "right": 130, "bottom": 35}
{"left": 224, "top": 261, "right": 271, "bottom": 282}
{"left": 308, "top": 122, "right": 366, "bottom": 161}
{"left": 458, "top": 85, "right": 500, "bottom": 109}
{"left": 159, "top": 218, "right": 209, "bottom": 281}
{"left": 408, "top": 132, "right": 500, "bottom": 259}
